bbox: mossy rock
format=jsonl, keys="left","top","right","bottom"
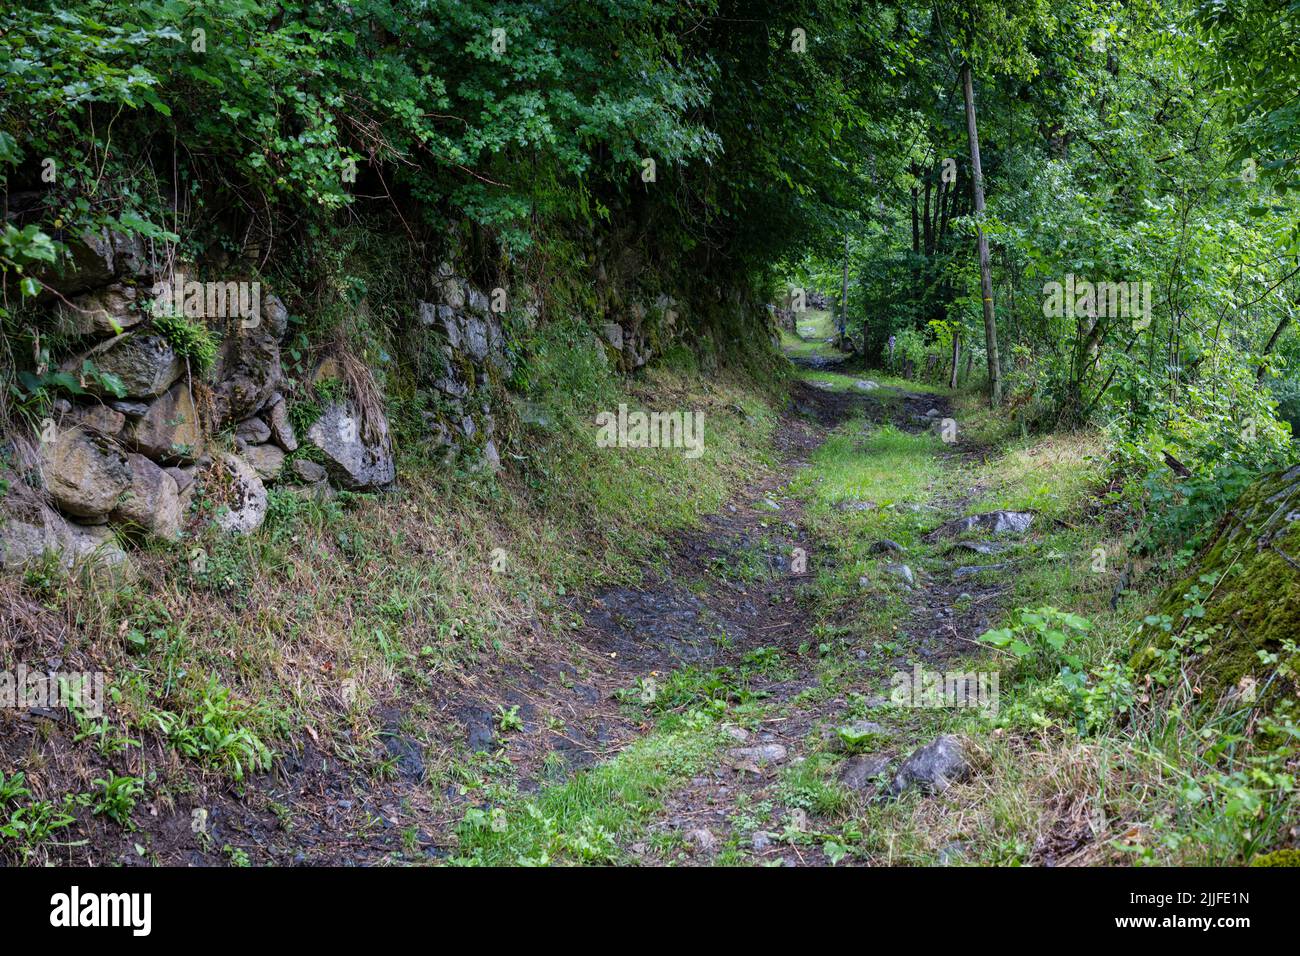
{"left": 1133, "top": 464, "right": 1300, "bottom": 704}
{"left": 1249, "top": 848, "right": 1300, "bottom": 866}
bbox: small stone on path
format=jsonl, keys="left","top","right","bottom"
{"left": 688, "top": 829, "right": 718, "bottom": 853}
{"left": 885, "top": 563, "right": 915, "bottom": 587}
{"left": 889, "top": 735, "right": 969, "bottom": 796}
{"left": 953, "top": 563, "right": 1010, "bottom": 579}
{"left": 839, "top": 754, "right": 892, "bottom": 791}
{"left": 728, "top": 743, "right": 788, "bottom": 771}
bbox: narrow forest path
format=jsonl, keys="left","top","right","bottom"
{"left": 114, "top": 343, "right": 1033, "bottom": 867}
{"left": 439, "top": 337, "right": 1038, "bottom": 865}
{"left": 75, "top": 333, "right": 1061, "bottom": 868}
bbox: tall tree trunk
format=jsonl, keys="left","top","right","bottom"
{"left": 949, "top": 328, "right": 960, "bottom": 389}
{"left": 936, "top": 174, "right": 951, "bottom": 247}
{"left": 910, "top": 185, "right": 920, "bottom": 255}
{"left": 910, "top": 185, "right": 921, "bottom": 323}
{"left": 961, "top": 62, "right": 1002, "bottom": 406}
{"left": 1006, "top": 250, "right": 1021, "bottom": 345}
{"left": 839, "top": 232, "right": 849, "bottom": 350}
{"left": 922, "top": 177, "right": 934, "bottom": 256}
{"left": 931, "top": 174, "right": 945, "bottom": 251}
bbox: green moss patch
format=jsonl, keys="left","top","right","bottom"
{"left": 1135, "top": 465, "right": 1300, "bottom": 702}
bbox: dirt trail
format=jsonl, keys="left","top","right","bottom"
{"left": 582, "top": 379, "right": 869, "bottom": 861}
{"left": 53, "top": 362, "right": 1007, "bottom": 867}
{"left": 549, "top": 368, "right": 1017, "bottom": 865}
{"left": 541, "top": 370, "right": 1012, "bottom": 864}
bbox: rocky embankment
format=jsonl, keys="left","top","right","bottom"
{"left": 2, "top": 230, "right": 662, "bottom": 574}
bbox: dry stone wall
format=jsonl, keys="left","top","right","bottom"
{"left": 2, "top": 232, "right": 396, "bottom": 571}
{"left": 3, "top": 232, "right": 726, "bottom": 574}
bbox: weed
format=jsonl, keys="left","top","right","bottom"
{"left": 145, "top": 677, "right": 274, "bottom": 781}
{"left": 494, "top": 705, "right": 524, "bottom": 734}
{"left": 0, "top": 771, "right": 31, "bottom": 805}
{"left": 151, "top": 313, "right": 218, "bottom": 371}
{"left": 0, "top": 798, "right": 77, "bottom": 864}
{"left": 223, "top": 844, "right": 251, "bottom": 867}
{"left": 91, "top": 773, "right": 144, "bottom": 827}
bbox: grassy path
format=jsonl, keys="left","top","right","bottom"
{"left": 450, "top": 350, "right": 1094, "bottom": 865}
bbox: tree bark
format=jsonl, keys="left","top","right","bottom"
{"left": 922, "top": 177, "right": 934, "bottom": 256}
{"left": 931, "top": 173, "right": 945, "bottom": 251}
{"left": 838, "top": 232, "right": 849, "bottom": 350}
{"left": 936, "top": 175, "right": 951, "bottom": 247}
{"left": 949, "top": 327, "right": 960, "bottom": 389}
{"left": 961, "top": 62, "right": 1002, "bottom": 406}
{"left": 910, "top": 185, "right": 920, "bottom": 255}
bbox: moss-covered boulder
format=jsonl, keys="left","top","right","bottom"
{"left": 1133, "top": 464, "right": 1300, "bottom": 709}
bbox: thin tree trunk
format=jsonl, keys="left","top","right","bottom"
{"left": 839, "top": 232, "right": 849, "bottom": 350}
{"left": 863, "top": 277, "right": 871, "bottom": 364}
{"left": 910, "top": 186, "right": 920, "bottom": 255}
{"left": 949, "top": 328, "right": 960, "bottom": 389}
{"left": 922, "top": 177, "right": 934, "bottom": 256}
{"left": 936, "top": 175, "right": 951, "bottom": 247}
{"left": 935, "top": 171, "right": 946, "bottom": 248}
{"left": 1006, "top": 251, "right": 1021, "bottom": 345}
{"left": 961, "top": 62, "right": 1002, "bottom": 406}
